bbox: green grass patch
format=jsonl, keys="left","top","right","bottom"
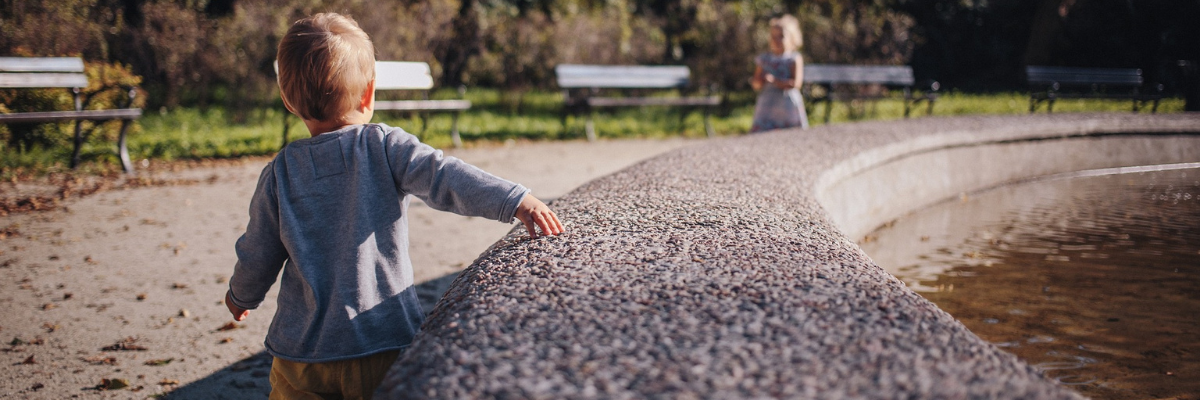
{"left": 1, "top": 89, "right": 1187, "bottom": 176}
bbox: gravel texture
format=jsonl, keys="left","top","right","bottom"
{"left": 379, "top": 113, "right": 1200, "bottom": 399}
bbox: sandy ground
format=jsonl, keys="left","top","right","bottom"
{"left": 0, "top": 137, "right": 694, "bottom": 399}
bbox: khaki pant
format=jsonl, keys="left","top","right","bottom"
{"left": 269, "top": 350, "right": 401, "bottom": 400}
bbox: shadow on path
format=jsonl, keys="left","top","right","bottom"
{"left": 162, "top": 352, "right": 272, "bottom": 399}
{"left": 162, "top": 272, "right": 461, "bottom": 398}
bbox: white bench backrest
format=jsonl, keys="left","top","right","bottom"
{"left": 0, "top": 57, "right": 89, "bottom": 88}
{"left": 375, "top": 61, "right": 434, "bottom": 90}
{"left": 556, "top": 65, "right": 691, "bottom": 89}
{"left": 804, "top": 65, "right": 915, "bottom": 85}
{"left": 273, "top": 60, "right": 435, "bottom": 91}
{"left": 1026, "top": 66, "right": 1143, "bottom": 86}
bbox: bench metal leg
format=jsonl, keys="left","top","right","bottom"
{"left": 703, "top": 108, "right": 715, "bottom": 138}
{"left": 281, "top": 111, "right": 291, "bottom": 149}
{"left": 70, "top": 120, "right": 85, "bottom": 169}
{"left": 117, "top": 119, "right": 134, "bottom": 174}
{"left": 585, "top": 112, "right": 597, "bottom": 142}
{"left": 451, "top": 112, "right": 463, "bottom": 148}
{"left": 823, "top": 101, "right": 833, "bottom": 124}
{"left": 420, "top": 112, "right": 429, "bottom": 139}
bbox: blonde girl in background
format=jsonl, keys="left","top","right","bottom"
{"left": 750, "top": 14, "right": 809, "bottom": 132}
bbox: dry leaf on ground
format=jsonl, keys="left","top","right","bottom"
{"left": 97, "top": 378, "right": 129, "bottom": 390}
{"left": 144, "top": 358, "right": 174, "bottom": 366}
{"left": 102, "top": 337, "right": 147, "bottom": 351}
{"left": 82, "top": 355, "right": 118, "bottom": 365}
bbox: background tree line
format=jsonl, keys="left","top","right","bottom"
{"left": 2, "top": 0, "right": 1197, "bottom": 112}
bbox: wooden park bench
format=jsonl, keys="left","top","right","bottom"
{"left": 280, "top": 61, "right": 471, "bottom": 147}
{"left": 1026, "top": 66, "right": 1163, "bottom": 113}
{"left": 0, "top": 57, "right": 142, "bottom": 172}
{"left": 802, "top": 64, "right": 939, "bottom": 124}
{"left": 555, "top": 64, "right": 720, "bottom": 141}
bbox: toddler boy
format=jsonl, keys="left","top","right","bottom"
{"left": 224, "top": 13, "right": 563, "bottom": 399}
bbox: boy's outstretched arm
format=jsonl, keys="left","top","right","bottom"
{"left": 225, "top": 291, "right": 249, "bottom": 321}
{"left": 514, "top": 195, "right": 564, "bottom": 238}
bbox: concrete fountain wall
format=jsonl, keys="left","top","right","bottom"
{"left": 378, "top": 113, "right": 1200, "bottom": 399}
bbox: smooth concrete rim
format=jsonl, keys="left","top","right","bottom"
{"left": 816, "top": 122, "right": 1200, "bottom": 240}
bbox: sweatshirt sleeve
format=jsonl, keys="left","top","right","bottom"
{"left": 385, "top": 129, "right": 528, "bottom": 223}
{"left": 227, "top": 163, "right": 289, "bottom": 310}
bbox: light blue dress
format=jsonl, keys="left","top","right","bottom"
{"left": 751, "top": 52, "right": 809, "bottom": 132}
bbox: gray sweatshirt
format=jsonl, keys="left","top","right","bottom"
{"left": 228, "top": 123, "right": 528, "bottom": 363}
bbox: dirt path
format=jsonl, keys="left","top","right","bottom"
{"left": 0, "top": 137, "right": 695, "bottom": 399}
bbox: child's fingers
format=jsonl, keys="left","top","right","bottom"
{"left": 521, "top": 216, "right": 540, "bottom": 238}
{"left": 535, "top": 211, "right": 555, "bottom": 236}
{"left": 546, "top": 211, "right": 564, "bottom": 234}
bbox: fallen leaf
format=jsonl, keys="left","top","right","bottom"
{"left": 41, "top": 323, "right": 59, "bottom": 333}
{"left": 62, "top": 293, "right": 73, "bottom": 300}
{"left": 216, "top": 322, "right": 240, "bottom": 331}
{"left": 178, "top": 309, "right": 190, "bottom": 318}
{"left": 158, "top": 379, "right": 179, "bottom": 386}
{"left": 82, "top": 355, "right": 118, "bottom": 365}
{"left": 102, "top": 337, "right": 147, "bottom": 351}
{"left": 21, "top": 355, "right": 35, "bottom": 364}
{"left": 215, "top": 276, "right": 228, "bottom": 284}
{"left": 136, "top": 293, "right": 147, "bottom": 301}
{"left": 219, "top": 337, "right": 234, "bottom": 344}
{"left": 171, "top": 283, "right": 188, "bottom": 289}
{"left": 41, "top": 303, "right": 57, "bottom": 310}
{"left": 10, "top": 337, "right": 25, "bottom": 346}
{"left": 97, "top": 378, "right": 129, "bottom": 390}
{"left": 144, "top": 358, "right": 174, "bottom": 366}
{"left": 84, "top": 256, "right": 96, "bottom": 264}
{"left": 29, "top": 383, "right": 44, "bottom": 391}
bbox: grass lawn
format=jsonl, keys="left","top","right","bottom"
{"left": 0, "top": 89, "right": 1187, "bottom": 177}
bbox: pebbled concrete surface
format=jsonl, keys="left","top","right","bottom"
{"left": 378, "top": 113, "right": 1200, "bottom": 399}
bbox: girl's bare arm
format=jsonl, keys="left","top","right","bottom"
{"left": 751, "top": 64, "right": 766, "bottom": 91}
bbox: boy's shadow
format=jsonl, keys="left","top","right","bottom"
{"left": 161, "top": 272, "right": 461, "bottom": 399}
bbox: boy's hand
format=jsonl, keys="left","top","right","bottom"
{"left": 225, "top": 291, "right": 249, "bottom": 321}
{"left": 515, "top": 195, "right": 564, "bottom": 238}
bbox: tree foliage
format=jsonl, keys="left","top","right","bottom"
{"left": 2, "top": 0, "right": 1195, "bottom": 109}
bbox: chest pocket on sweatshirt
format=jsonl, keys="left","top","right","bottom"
{"left": 310, "top": 140, "right": 347, "bottom": 179}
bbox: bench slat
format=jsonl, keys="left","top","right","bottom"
{"left": 588, "top": 96, "right": 719, "bottom": 107}
{"left": 804, "top": 65, "right": 914, "bottom": 85}
{"left": 0, "top": 73, "right": 90, "bottom": 88}
{"left": 374, "top": 99, "right": 471, "bottom": 111}
{"left": 1027, "top": 66, "right": 1143, "bottom": 86}
{"left": 0, "top": 57, "right": 85, "bottom": 73}
{"left": 556, "top": 65, "right": 691, "bottom": 88}
{"left": 0, "top": 109, "right": 142, "bottom": 123}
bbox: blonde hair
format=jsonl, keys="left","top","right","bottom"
{"left": 770, "top": 15, "right": 803, "bottom": 52}
{"left": 277, "top": 13, "right": 376, "bottom": 122}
